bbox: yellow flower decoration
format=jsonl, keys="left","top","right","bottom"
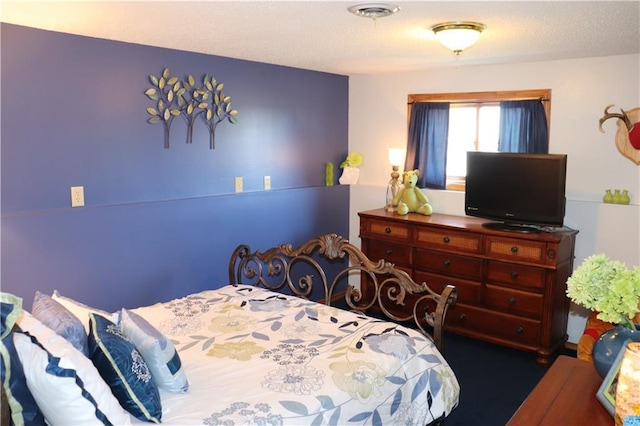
{"left": 207, "top": 341, "right": 264, "bottom": 361}
{"left": 209, "top": 314, "right": 257, "bottom": 333}
{"left": 329, "top": 360, "right": 386, "bottom": 402}
{"left": 340, "top": 152, "right": 363, "bottom": 168}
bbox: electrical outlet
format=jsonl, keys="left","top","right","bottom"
{"left": 70, "top": 186, "right": 84, "bottom": 207}
{"left": 234, "top": 177, "right": 243, "bottom": 193}
{"left": 264, "top": 176, "right": 271, "bottom": 190}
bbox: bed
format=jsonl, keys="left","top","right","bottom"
{"left": 1, "top": 233, "right": 459, "bottom": 426}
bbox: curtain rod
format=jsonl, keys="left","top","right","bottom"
{"left": 408, "top": 97, "right": 550, "bottom": 105}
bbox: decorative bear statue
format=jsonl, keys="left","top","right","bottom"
{"left": 392, "top": 169, "right": 433, "bottom": 216}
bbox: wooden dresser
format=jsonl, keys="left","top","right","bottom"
{"left": 358, "top": 209, "right": 578, "bottom": 366}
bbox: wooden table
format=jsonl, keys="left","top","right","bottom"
{"left": 507, "top": 355, "right": 613, "bottom": 425}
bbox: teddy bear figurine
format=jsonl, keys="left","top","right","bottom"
{"left": 392, "top": 169, "right": 433, "bottom": 216}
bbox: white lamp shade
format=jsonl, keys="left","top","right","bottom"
{"left": 388, "top": 148, "right": 404, "bottom": 166}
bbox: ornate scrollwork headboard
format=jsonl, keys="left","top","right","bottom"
{"left": 228, "top": 233, "right": 457, "bottom": 352}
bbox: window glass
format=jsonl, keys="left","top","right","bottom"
{"left": 478, "top": 105, "right": 500, "bottom": 152}
{"left": 446, "top": 107, "right": 477, "bottom": 177}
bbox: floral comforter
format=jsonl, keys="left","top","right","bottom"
{"left": 130, "top": 285, "right": 459, "bottom": 425}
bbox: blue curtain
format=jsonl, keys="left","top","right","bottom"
{"left": 498, "top": 100, "right": 549, "bottom": 153}
{"left": 405, "top": 102, "right": 450, "bottom": 189}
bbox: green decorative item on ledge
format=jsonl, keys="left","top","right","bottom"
{"left": 325, "top": 162, "right": 334, "bottom": 186}
{"left": 603, "top": 189, "right": 632, "bottom": 204}
{"left": 621, "top": 190, "right": 631, "bottom": 204}
{"left": 145, "top": 68, "right": 239, "bottom": 149}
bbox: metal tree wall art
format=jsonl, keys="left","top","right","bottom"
{"left": 145, "top": 68, "right": 181, "bottom": 148}
{"left": 145, "top": 68, "right": 239, "bottom": 149}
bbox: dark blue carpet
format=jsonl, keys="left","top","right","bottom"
{"left": 442, "top": 332, "right": 576, "bottom": 425}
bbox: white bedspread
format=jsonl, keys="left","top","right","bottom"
{"left": 130, "top": 285, "right": 459, "bottom": 425}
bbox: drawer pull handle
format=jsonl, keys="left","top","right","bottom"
{"left": 386, "top": 249, "right": 393, "bottom": 256}
{"left": 510, "top": 271, "right": 519, "bottom": 279}
{"left": 385, "top": 227, "right": 392, "bottom": 234}
{"left": 459, "top": 314, "right": 466, "bottom": 321}
{"left": 516, "top": 326, "right": 524, "bottom": 335}
{"left": 443, "top": 260, "right": 451, "bottom": 267}
{"left": 508, "top": 297, "right": 516, "bottom": 305}
{"left": 443, "top": 236, "right": 450, "bottom": 244}
{"left": 511, "top": 246, "right": 519, "bottom": 254}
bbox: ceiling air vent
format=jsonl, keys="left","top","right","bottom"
{"left": 348, "top": 3, "right": 400, "bottom": 20}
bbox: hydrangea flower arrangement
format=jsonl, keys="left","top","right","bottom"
{"left": 340, "top": 152, "right": 363, "bottom": 169}
{"left": 567, "top": 253, "right": 640, "bottom": 328}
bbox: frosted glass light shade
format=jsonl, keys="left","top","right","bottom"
{"left": 388, "top": 148, "right": 404, "bottom": 166}
{"left": 432, "top": 22, "right": 485, "bottom": 55}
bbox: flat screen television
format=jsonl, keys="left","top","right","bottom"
{"left": 464, "top": 152, "right": 567, "bottom": 233}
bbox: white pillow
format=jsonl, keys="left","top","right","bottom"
{"left": 14, "top": 311, "right": 132, "bottom": 426}
{"left": 51, "top": 290, "right": 115, "bottom": 334}
{"left": 119, "top": 309, "right": 189, "bottom": 393}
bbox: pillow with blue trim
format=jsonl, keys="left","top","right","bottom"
{"left": 0, "top": 293, "right": 46, "bottom": 425}
{"left": 31, "top": 291, "right": 89, "bottom": 356}
{"left": 14, "top": 309, "right": 132, "bottom": 425}
{"left": 119, "top": 308, "right": 189, "bottom": 393}
{"left": 88, "top": 313, "right": 161, "bottom": 423}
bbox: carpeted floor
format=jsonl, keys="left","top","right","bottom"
{"left": 441, "top": 332, "right": 576, "bottom": 425}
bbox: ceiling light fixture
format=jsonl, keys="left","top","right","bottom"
{"left": 431, "top": 21, "right": 486, "bottom": 56}
{"left": 348, "top": 3, "right": 400, "bottom": 20}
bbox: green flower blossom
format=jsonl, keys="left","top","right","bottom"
{"left": 340, "top": 152, "right": 363, "bottom": 168}
{"left": 567, "top": 254, "right": 640, "bottom": 327}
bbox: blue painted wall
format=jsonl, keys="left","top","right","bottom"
{"left": 1, "top": 24, "right": 350, "bottom": 311}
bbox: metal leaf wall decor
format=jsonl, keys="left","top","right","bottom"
{"left": 145, "top": 68, "right": 239, "bottom": 149}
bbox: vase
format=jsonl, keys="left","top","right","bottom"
{"left": 338, "top": 166, "right": 360, "bottom": 185}
{"left": 603, "top": 189, "right": 614, "bottom": 203}
{"left": 613, "top": 189, "right": 622, "bottom": 204}
{"left": 593, "top": 324, "right": 640, "bottom": 378}
{"left": 621, "top": 190, "right": 630, "bottom": 205}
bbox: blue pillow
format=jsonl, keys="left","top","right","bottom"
{"left": 88, "top": 313, "right": 161, "bottom": 423}
{"left": 119, "top": 308, "right": 189, "bottom": 393}
{"left": 31, "top": 291, "right": 89, "bottom": 356}
{"left": 0, "top": 292, "right": 46, "bottom": 425}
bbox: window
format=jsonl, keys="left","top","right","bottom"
{"left": 406, "top": 90, "right": 551, "bottom": 190}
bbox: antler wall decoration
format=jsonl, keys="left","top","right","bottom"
{"left": 599, "top": 104, "right": 640, "bottom": 165}
{"left": 145, "top": 68, "right": 239, "bottom": 149}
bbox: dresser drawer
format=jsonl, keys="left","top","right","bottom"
{"left": 485, "top": 260, "right": 546, "bottom": 290}
{"left": 485, "top": 236, "right": 547, "bottom": 265}
{"left": 413, "top": 270, "right": 481, "bottom": 304}
{"left": 485, "top": 284, "right": 543, "bottom": 317}
{"left": 414, "top": 248, "right": 483, "bottom": 280}
{"left": 446, "top": 304, "right": 541, "bottom": 347}
{"left": 414, "top": 227, "right": 482, "bottom": 254}
{"left": 363, "top": 219, "right": 410, "bottom": 242}
{"left": 365, "top": 241, "right": 411, "bottom": 266}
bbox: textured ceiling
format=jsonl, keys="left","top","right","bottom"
{"left": 2, "top": 1, "right": 639, "bottom": 75}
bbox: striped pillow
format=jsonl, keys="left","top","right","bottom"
{"left": 14, "top": 310, "right": 132, "bottom": 425}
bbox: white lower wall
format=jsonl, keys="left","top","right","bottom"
{"left": 347, "top": 54, "right": 640, "bottom": 343}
